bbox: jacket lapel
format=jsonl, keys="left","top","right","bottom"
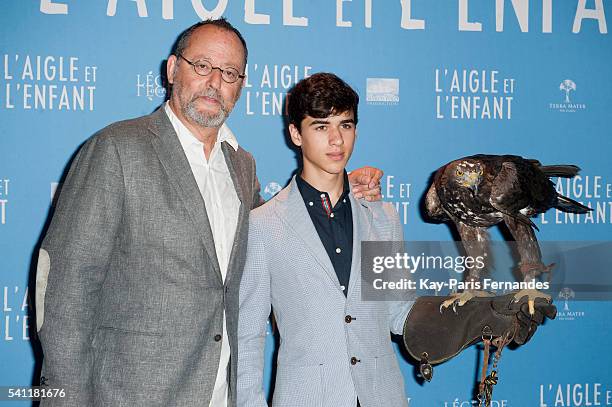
{"left": 147, "top": 108, "right": 223, "bottom": 283}
{"left": 276, "top": 177, "right": 343, "bottom": 293}
{"left": 221, "top": 142, "right": 249, "bottom": 287}
{"left": 346, "top": 194, "right": 373, "bottom": 300}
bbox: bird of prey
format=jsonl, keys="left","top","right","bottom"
{"left": 425, "top": 154, "right": 591, "bottom": 313}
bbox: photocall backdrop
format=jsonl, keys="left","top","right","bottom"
{"left": 1, "top": 1, "right": 611, "bottom": 406}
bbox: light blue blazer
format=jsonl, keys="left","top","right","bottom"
{"left": 238, "top": 177, "right": 412, "bottom": 407}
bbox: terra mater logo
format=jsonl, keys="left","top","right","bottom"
{"left": 556, "top": 287, "right": 585, "bottom": 321}
{"left": 549, "top": 79, "right": 586, "bottom": 113}
{"left": 560, "top": 79, "right": 576, "bottom": 103}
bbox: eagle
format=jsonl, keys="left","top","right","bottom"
{"left": 425, "top": 154, "right": 591, "bottom": 313}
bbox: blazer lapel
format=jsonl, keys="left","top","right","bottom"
{"left": 346, "top": 194, "right": 373, "bottom": 300}
{"left": 276, "top": 177, "right": 343, "bottom": 293}
{"left": 221, "top": 142, "right": 248, "bottom": 205}
{"left": 147, "top": 108, "right": 223, "bottom": 283}
{"left": 221, "top": 142, "right": 249, "bottom": 287}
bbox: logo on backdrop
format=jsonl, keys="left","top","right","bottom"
{"left": 443, "top": 399, "right": 508, "bottom": 406}
{"left": 382, "top": 175, "right": 411, "bottom": 225}
{"left": 366, "top": 78, "right": 399, "bottom": 105}
{"left": 263, "top": 182, "right": 282, "bottom": 198}
{"left": 1, "top": 54, "right": 97, "bottom": 111}
{"left": 539, "top": 174, "right": 611, "bottom": 226}
{"left": 435, "top": 68, "right": 515, "bottom": 120}
{"left": 0, "top": 179, "right": 8, "bottom": 225}
{"left": 561, "top": 79, "right": 576, "bottom": 103}
{"left": 539, "top": 383, "right": 611, "bottom": 406}
{"left": 555, "top": 287, "right": 586, "bottom": 321}
{"left": 549, "top": 79, "right": 587, "bottom": 113}
{"left": 244, "top": 63, "right": 312, "bottom": 117}
{"left": 2, "top": 286, "right": 32, "bottom": 341}
{"left": 136, "top": 71, "right": 166, "bottom": 101}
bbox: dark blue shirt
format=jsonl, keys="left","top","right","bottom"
{"left": 296, "top": 172, "right": 353, "bottom": 296}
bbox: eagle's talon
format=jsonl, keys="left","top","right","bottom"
{"left": 440, "top": 293, "right": 462, "bottom": 312}
{"left": 440, "top": 290, "right": 495, "bottom": 313}
{"left": 513, "top": 289, "right": 552, "bottom": 315}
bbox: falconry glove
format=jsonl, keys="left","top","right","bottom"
{"left": 491, "top": 294, "right": 556, "bottom": 345}
{"left": 402, "top": 293, "right": 556, "bottom": 380}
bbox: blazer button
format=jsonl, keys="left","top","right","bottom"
{"left": 345, "top": 315, "right": 353, "bottom": 323}
{"left": 350, "top": 356, "right": 360, "bottom": 365}
{"left": 214, "top": 334, "right": 222, "bottom": 342}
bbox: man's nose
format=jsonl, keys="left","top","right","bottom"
{"left": 207, "top": 67, "right": 223, "bottom": 89}
{"left": 329, "top": 127, "right": 344, "bottom": 146}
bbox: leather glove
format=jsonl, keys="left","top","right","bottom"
{"left": 403, "top": 293, "right": 556, "bottom": 366}
{"left": 491, "top": 293, "right": 557, "bottom": 345}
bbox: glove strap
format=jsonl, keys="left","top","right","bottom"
{"left": 478, "top": 327, "right": 513, "bottom": 407}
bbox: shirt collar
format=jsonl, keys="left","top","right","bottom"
{"left": 296, "top": 171, "right": 351, "bottom": 210}
{"left": 164, "top": 101, "right": 239, "bottom": 152}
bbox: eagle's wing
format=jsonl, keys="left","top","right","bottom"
{"left": 489, "top": 161, "right": 537, "bottom": 229}
{"left": 525, "top": 158, "right": 542, "bottom": 167}
{"left": 455, "top": 221, "right": 491, "bottom": 283}
{"left": 425, "top": 182, "right": 448, "bottom": 221}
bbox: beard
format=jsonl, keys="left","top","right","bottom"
{"left": 175, "top": 84, "right": 231, "bottom": 128}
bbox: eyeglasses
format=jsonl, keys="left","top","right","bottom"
{"left": 178, "top": 54, "right": 245, "bottom": 84}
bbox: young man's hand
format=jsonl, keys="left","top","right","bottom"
{"left": 349, "top": 166, "right": 383, "bottom": 201}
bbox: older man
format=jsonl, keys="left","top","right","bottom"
{"left": 36, "top": 19, "right": 381, "bottom": 407}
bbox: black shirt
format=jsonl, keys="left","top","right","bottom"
{"left": 296, "top": 172, "right": 354, "bottom": 296}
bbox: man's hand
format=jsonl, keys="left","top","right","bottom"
{"left": 348, "top": 166, "right": 383, "bottom": 201}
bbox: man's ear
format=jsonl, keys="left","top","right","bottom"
{"left": 289, "top": 124, "right": 302, "bottom": 147}
{"left": 167, "top": 54, "right": 177, "bottom": 85}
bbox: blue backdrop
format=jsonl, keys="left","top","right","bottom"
{"left": 1, "top": 1, "right": 611, "bottom": 405}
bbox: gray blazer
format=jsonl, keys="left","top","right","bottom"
{"left": 36, "top": 108, "right": 261, "bottom": 406}
{"left": 237, "top": 177, "right": 412, "bottom": 407}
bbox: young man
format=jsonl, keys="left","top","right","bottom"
{"left": 237, "top": 73, "right": 412, "bottom": 407}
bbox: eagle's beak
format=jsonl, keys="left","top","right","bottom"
{"left": 472, "top": 182, "right": 479, "bottom": 196}
{"left": 467, "top": 173, "right": 480, "bottom": 195}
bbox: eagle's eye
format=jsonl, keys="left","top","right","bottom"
{"left": 478, "top": 168, "right": 483, "bottom": 176}
{"left": 456, "top": 169, "right": 464, "bottom": 177}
